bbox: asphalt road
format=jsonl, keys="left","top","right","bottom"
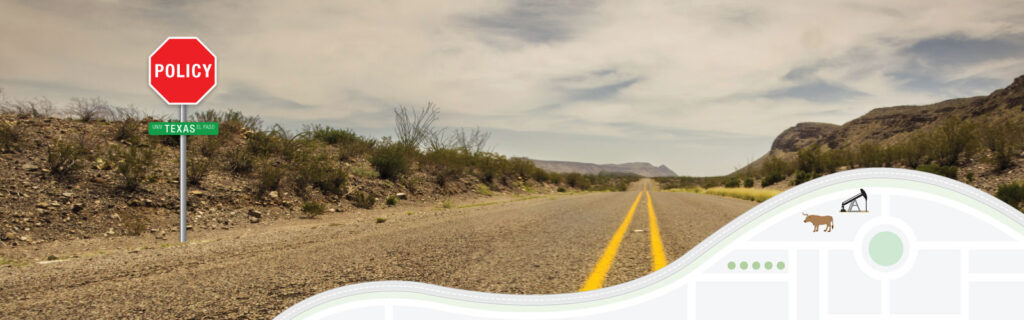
{"left": 0, "top": 179, "right": 756, "bottom": 318}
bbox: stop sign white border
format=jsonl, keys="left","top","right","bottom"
{"left": 148, "top": 36, "right": 217, "bottom": 105}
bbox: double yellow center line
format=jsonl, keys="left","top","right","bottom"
{"left": 580, "top": 184, "right": 667, "bottom": 291}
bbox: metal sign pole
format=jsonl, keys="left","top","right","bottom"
{"left": 180, "top": 104, "right": 187, "bottom": 242}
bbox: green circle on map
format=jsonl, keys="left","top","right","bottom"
{"left": 752, "top": 261, "right": 761, "bottom": 270}
{"left": 740, "top": 262, "right": 748, "bottom": 270}
{"left": 764, "top": 261, "right": 773, "bottom": 270}
{"left": 728, "top": 261, "right": 736, "bottom": 270}
{"left": 869, "top": 231, "right": 904, "bottom": 266}
{"left": 777, "top": 261, "right": 786, "bottom": 270}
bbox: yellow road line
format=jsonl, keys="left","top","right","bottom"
{"left": 580, "top": 191, "right": 643, "bottom": 291}
{"left": 646, "top": 189, "right": 667, "bottom": 271}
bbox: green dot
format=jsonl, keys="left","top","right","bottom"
{"left": 740, "top": 261, "right": 748, "bottom": 270}
{"left": 765, "top": 261, "right": 773, "bottom": 270}
{"left": 869, "top": 231, "right": 904, "bottom": 266}
{"left": 752, "top": 261, "right": 761, "bottom": 270}
{"left": 727, "top": 261, "right": 736, "bottom": 270}
{"left": 777, "top": 261, "right": 786, "bottom": 270}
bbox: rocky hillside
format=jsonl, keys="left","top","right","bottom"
{"left": 769, "top": 75, "right": 1024, "bottom": 155}
{"left": 770, "top": 122, "right": 840, "bottom": 153}
{"left": 737, "top": 74, "right": 1024, "bottom": 193}
{"left": 531, "top": 159, "right": 677, "bottom": 177}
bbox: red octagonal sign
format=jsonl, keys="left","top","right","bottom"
{"left": 149, "top": 37, "right": 217, "bottom": 105}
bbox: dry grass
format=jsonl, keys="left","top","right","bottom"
{"left": 670, "top": 187, "right": 781, "bottom": 202}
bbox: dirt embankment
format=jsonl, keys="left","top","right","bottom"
{"left": 0, "top": 113, "right": 557, "bottom": 247}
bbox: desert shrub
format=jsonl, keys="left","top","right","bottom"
{"left": 996, "top": 182, "right": 1024, "bottom": 210}
{"left": 256, "top": 164, "right": 285, "bottom": 196}
{"left": 473, "top": 152, "right": 510, "bottom": 185}
{"left": 112, "top": 144, "right": 155, "bottom": 191}
{"left": 337, "top": 139, "right": 376, "bottom": 162}
{"left": 423, "top": 148, "right": 468, "bottom": 186}
{"left": 743, "top": 177, "right": 755, "bottom": 188}
{"left": 724, "top": 178, "right": 740, "bottom": 188}
{"left": 186, "top": 155, "right": 212, "bottom": 186}
{"left": 928, "top": 116, "right": 976, "bottom": 166}
{"left": 193, "top": 109, "right": 262, "bottom": 135}
{"left": 548, "top": 172, "right": 564, "bottom": 185}
{"left": 761, "top": 172, "right": 784, "bottom": 187}
{"left": 531, "top": 169, "right": 551, "bottom": 183}
{"left": 557, "top": 187, "right": 567, "bottom": 192}
{"left": 292, "top": 153, "right": 347, "bottom": 197}
{"left": 792, "top": 170, "right": 814, "bottom": 186}
{"left": 348, "top": 191, "right": 376, "bottom": 209}
{"left": 376, "top": 217, "right": 387, "bottom": 223}
{"left": 0, "top": 121, "right": 21, "bottom": 152}
{"left": 301, "top": 201, "right": 325, "bottom": 218}
{"left": 386, "top": 196, "right": 398, "bottom": 206}
{"left": 222, "top": 110, "right": 262, "bottom": 134}
{"left": 246, "top": 131, "right": 278, "bottom": 156}
{"left": 224, "top": 147, "right": 256, "bottom": 174}
{"left": 796, "top": 144, "right": 840, "bottom": 174}
{"left": 888, "top": 136, "right": 929, "bottom": 168}
{"left": 193, "top": 136, "right": 223, "bottom": 158}
{"left": 304, "top": 124, "right": 375, "bottom": 161}
{"left": 853, "top": 142, "right": 887, "bottom": 167}
{"left": 450, "top": 126, "right": 492, "bottom": 154}
{"left": 394, "top": 103, "right": 440, "bottom": 149}
{"left": 371, "top": 142, "right": 414, "bottom": 181}
{"left": 977, "top": 119, "right": 1020, "bottom": 171}
{"left": 111, "top": 106, "right": 143, "bottom": 143}
{"left": 270, "top": 125, "right": 310, "bottom": 160}
{"left": 3, "top": 97, "right": 55, "bottom": 118}
{"left": 915, "top": 163, "right": 957, "bottom": 179}
{"left": 306, "top": 124, "right": 357, "bottom": 145}
{"left": 192, "top": 109, "right": 219, "bottom": 122}
{"left": 509, "top": 157, "right": 537, "bottom": 179}
{"left": 47, "top": 139, "right": 87, "bottom": 180}
{"left": 66, "top": 97, "right": 111, "bottom": 122}
{"left": 564, "top": 173, "right": 591, "bottom": 190}
{"left": 759, "top": 155, "right": 792, "bottom": 187}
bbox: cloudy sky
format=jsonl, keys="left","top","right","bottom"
{"left": 2, "top": 1, "right": 1023, "bottom": 175}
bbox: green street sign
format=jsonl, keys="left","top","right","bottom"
{"left": 148, "top": 122, "right": 219, "bottom": 136}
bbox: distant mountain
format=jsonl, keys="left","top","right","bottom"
{"left": 532, "top": 159, "right": 677, "bottom": 177}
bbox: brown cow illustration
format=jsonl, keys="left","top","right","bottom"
{"left": 802, "top": 213, "right": 833, "bottom": 232}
